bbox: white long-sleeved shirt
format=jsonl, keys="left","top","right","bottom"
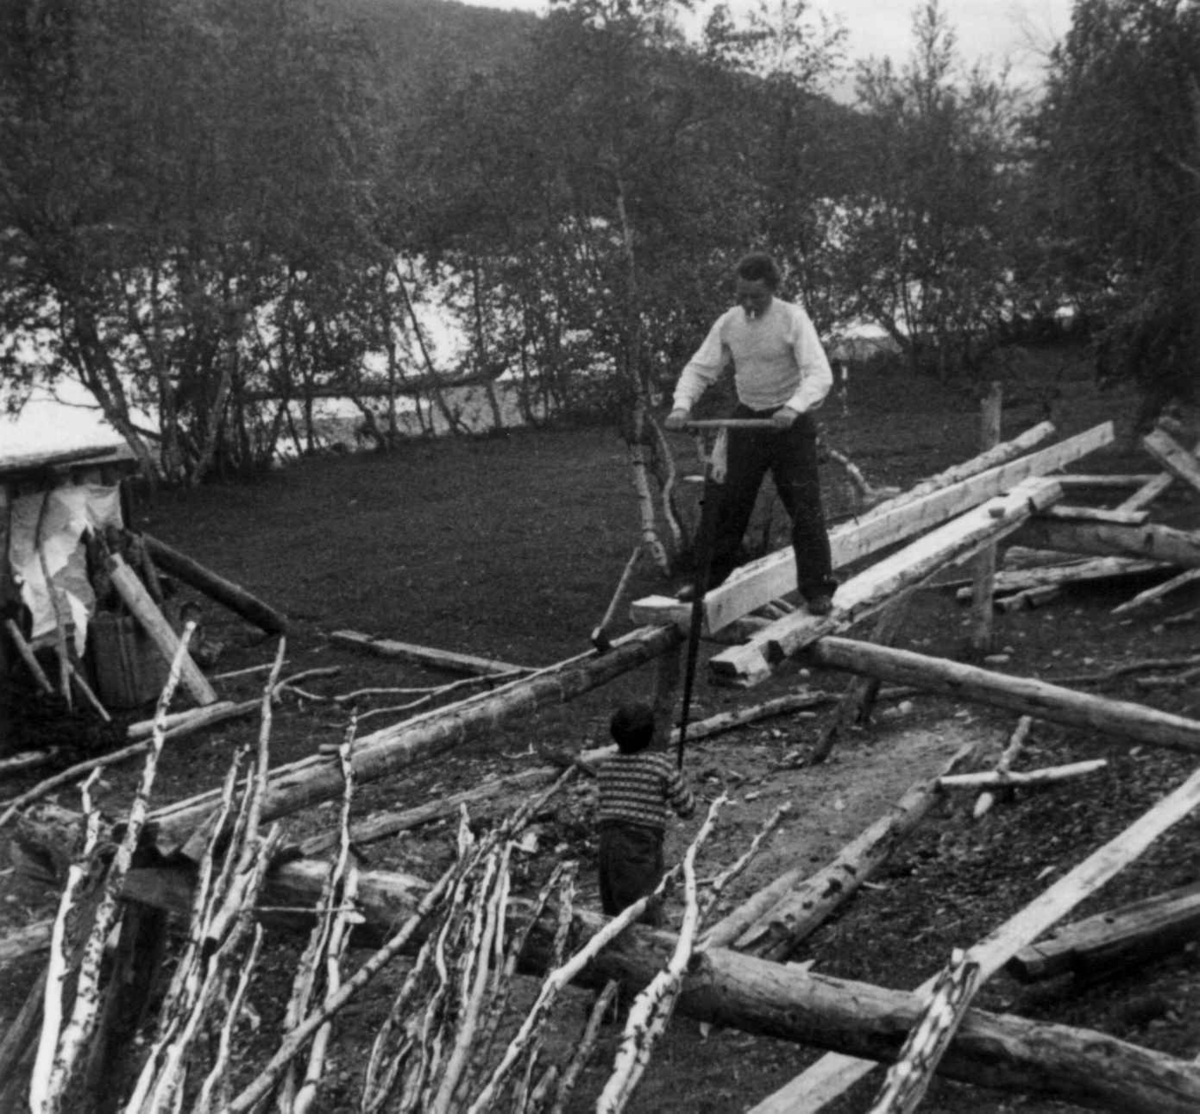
{"left": 672, "top": 297, "right": 832, "bottom": 415}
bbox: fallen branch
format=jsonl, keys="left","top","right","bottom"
{"left": 1113, "top": 567, "right": 1200, "bottom": 616}
{"left": 1135, "top": 665, "right": 1200, "bottom": 691}
{"left": 1046, "top": 653, "right": 1200, "bottom": 687}
{"left": 940, "top": 760, "right": 1107, "bottom": 790}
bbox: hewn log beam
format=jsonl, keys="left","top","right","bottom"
{"left": 633, "top": 422, "right": 1113, "bottom": 637}
{"left": 1009, "top": 881, "right": 1200, "bottom": 983}
{"left": 800, "top": 636, "right": 1200, "bottom": 753}
{"left": 710, "top": 478, "right": 1062, "bottom": 686}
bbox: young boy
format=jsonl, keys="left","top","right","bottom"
{"left": 597, "top": 703, "right": 696, "bottom": 927}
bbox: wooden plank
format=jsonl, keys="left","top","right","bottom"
{"left": 1012, "top": 519, "right": 1200, "bottom": 569}
{"left": 329, "top": 630, "right": 528, "bottom": 677}
{"left": 631, "top": 423, "right": 1111, "bottom": 636}
{"left": 709, "top": 478, "right": 1062, "bottom": 687}
{"left": 749, "top": 757, "right": 1200, "bottom": 1114}
{"left": 1143, "top": 429, "right": 1200, "bottom": 497}
{"left": 802, "top": 635, "right": 1200, "bottom": 753}
{"left": 1008, "top": 881, "right": 1200, "bottom": 983}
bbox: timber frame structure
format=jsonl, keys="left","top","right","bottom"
{"left": 6, "top": 416, "right": 1200, "bottom": 1113}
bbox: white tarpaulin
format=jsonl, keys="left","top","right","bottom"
{"left": 8, "top": 484, "right": 123, "bottom": 655}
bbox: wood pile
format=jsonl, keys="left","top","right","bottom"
{"left": 4, "top": 415, "right": 1200, "bottom": 1113}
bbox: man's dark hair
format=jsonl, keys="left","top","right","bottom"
{"left": 735, "top": 252, "right": 781, "bottom": 290}
{"left": 610, "top": 702, "right": 656, "bottom": 754}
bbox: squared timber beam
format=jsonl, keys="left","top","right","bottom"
{"left": 709, "top": 477, "right": 1063, "bottom": 687}
{"left": 630, "top": 422, "right": 1113, "bottom": 637}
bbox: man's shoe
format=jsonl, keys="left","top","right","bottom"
{"left": 805, "top": 592, "right": 835, "bottom": 617}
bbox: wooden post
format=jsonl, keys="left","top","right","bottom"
{"left": 106, "top": 553, "right": 218, "bottom": 706}
{"left": 653, "top": 638, "right": 683, "bottom": 755}
{"left": 810, "top": 590, "right": 914, "bottom": 764}
{"left": 970, "top": 382, "right": 1003, "bottom": 654}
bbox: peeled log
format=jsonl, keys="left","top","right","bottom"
{"left": 142, "top": 533, "right": 288, "bottom": 634}
{"left": 147, "top": 624, "right": 683, "bottom": 858}
{"left": 801, "top": 637, "right": 1200, "bottom": 754}
{"left": 733, "top": 742, "right": 985, "bottom": 961}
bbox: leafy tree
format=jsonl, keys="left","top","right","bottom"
{"left": 0, "top": 0, "right": 383, "bottom": 480}
{"left": 1033, "top": 0, "right": 1200, "bottom": 422}
{"left": 835, "top": 1, "right": 1023, "bottom": 380}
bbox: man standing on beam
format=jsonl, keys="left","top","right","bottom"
{"left": 665, "top": 251, "right": 838, "bottom": 615}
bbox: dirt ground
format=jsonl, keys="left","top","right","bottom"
{"left": 3, "top": 343, "right": 1200, "bottom": 1113}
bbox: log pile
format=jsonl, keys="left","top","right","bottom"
{"left": 6, "top": 416, "right": 1200, "bottom": 1114}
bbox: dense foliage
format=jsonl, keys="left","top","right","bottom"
{"left": 1033, "top": 0, "right": 1200, "bottom": 427}
{"left": 0, "top": 0, "right": 1193, "bottom": 480}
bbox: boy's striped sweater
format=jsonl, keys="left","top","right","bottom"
{"left": 598, "top": 751, "right": 695, "bottom": 831}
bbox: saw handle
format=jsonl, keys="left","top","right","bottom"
{"left": 682, "top": 419, "right": 780, "bottom": 430}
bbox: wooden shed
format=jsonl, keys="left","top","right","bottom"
{"left": 0, "top": 442, "right": 140, "bottom": 742}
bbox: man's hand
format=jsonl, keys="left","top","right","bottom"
{"left": 771, "top": 406, "right": 800, "bottom": 429}
{"left": 664, "top": 408, "right": 690, "bottom": 431}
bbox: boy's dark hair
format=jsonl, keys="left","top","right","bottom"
{"left": 610, "top": 702, "right": 656, "bottom": 754}
{"left": 735, "top": 251, "right": 781, "bottom": 291}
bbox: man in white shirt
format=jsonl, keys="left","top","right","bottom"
{"left": 664, "top": 252, "right": 837, "bottom": 615}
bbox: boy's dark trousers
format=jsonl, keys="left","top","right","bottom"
{"left": 708, "top": 405, "right": 836, "bottom": 602}
{"left": 598, "top": 821, "right": 664, "bottom": 927}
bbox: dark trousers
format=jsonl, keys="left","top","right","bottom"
{"left": 598, "top": 822, "right": 664, "bottom": 927}
{"left": 706, "top": 405, "right": 836, "bottom": 601}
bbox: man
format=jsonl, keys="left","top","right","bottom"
{"left": 665, "top": 252, "right": 837, "bottom": 615}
